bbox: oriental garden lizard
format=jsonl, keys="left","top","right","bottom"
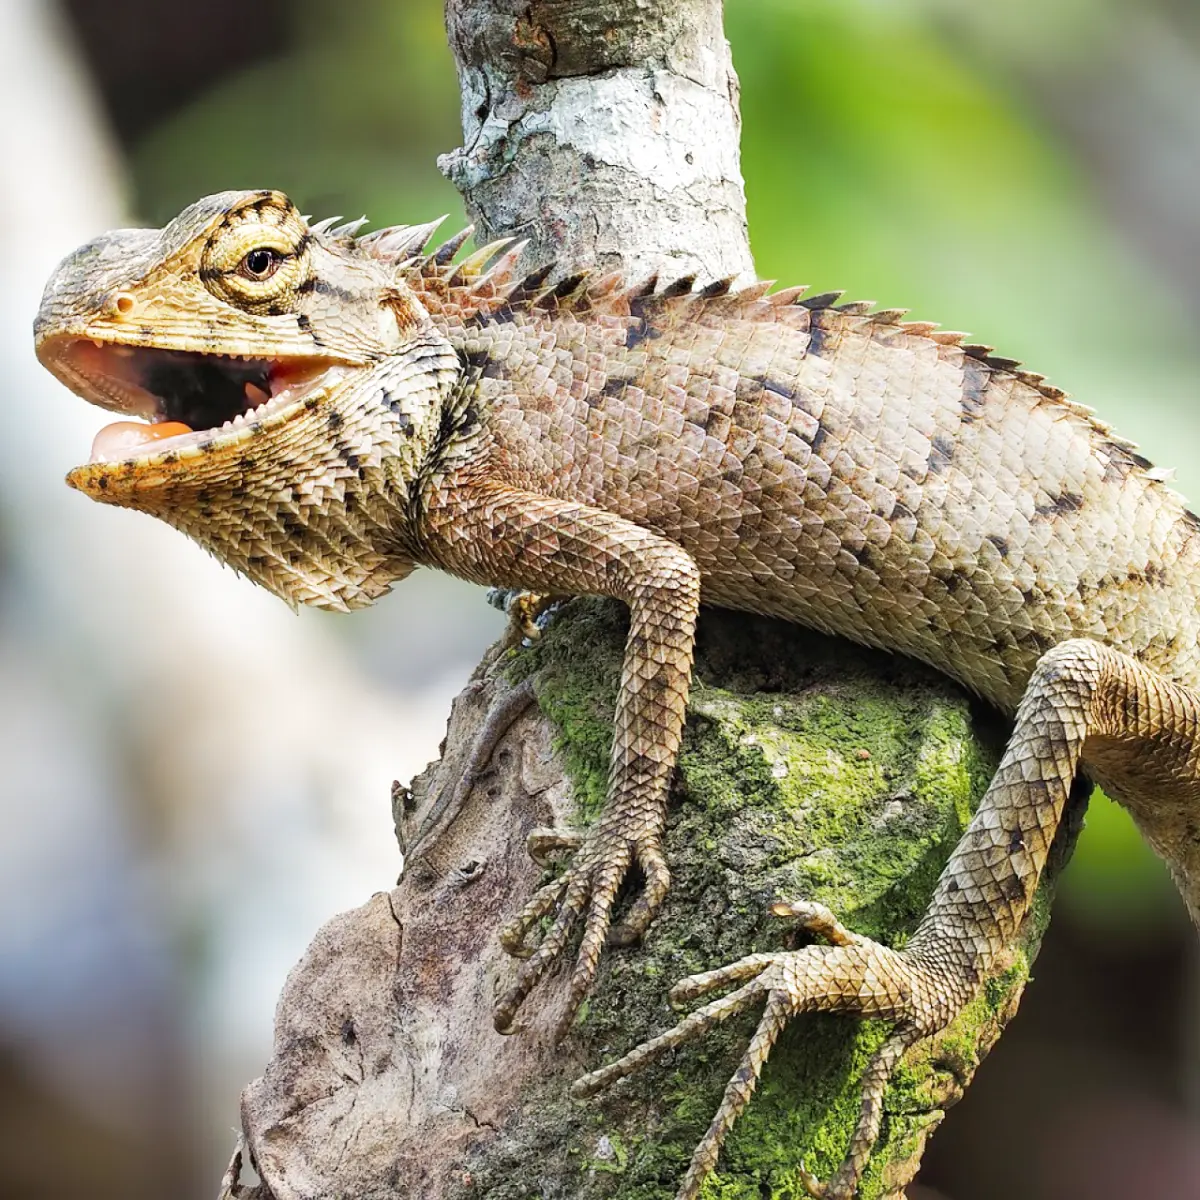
{"left": 33, "top": 191, "right": 1200, "bottom": 1199}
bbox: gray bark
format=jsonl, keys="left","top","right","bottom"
{"left": 225, "top": 4, "right": 1075, "bottom": 1197}
{"left": 439, "top": 0, "right": 754, "bottom": 283}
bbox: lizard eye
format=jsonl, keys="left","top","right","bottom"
{"left": 239, "top": 247, "right": 282, "bottom": 280}
{"left": 200, "top": 205, "right": 310, "bottom": 310}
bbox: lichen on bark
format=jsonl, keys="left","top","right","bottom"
{"left": 229, "top": 597, "right": 1077, "bottom": 1199}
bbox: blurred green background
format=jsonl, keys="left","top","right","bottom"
{"left": 2, "top": 0, "right": 1197, "bottom": 1197}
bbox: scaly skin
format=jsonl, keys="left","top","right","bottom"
{"left": 34, "top": 191, "right": 1200, "bottom": 1198}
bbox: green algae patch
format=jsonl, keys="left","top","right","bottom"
{"left": 461, "top": 599, "right": 1079, "bottom": 1199}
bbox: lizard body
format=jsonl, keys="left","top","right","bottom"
{"left": 34, "top": 191, "right": 1200, "bottom": 1198}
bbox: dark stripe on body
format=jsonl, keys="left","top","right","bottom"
{"left": 1033, "top": 491, "right": 1083, "bottom": 520}
{"left": 600, "top": 373, "right": 636, "bottom": 400}
{"left": 806, "top": 315, "right": 828, "bottom": 360}
{"left": 624, "top": 317, "right": 660, "bottom": 350}
{"left": 960, "top": 357, "right": 990, "bottom": 424}
{"left": 928, "top": 434, "right": 954, "bottom": 474}
{"left": 460, "top": 348, "right": 507, "bottom": 380}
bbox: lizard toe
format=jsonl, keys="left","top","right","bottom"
{"left": 496, "top": 834, "right": 637, "bottom": 1035}
{"left": 526, "top": 827, "right": 584, "bottom": 867}
{"left": 498, "top": 872, "right": 571, "bottom": 957}
{"left": 769, "top": 898, "right": 862, "bottom": 947}
{"left": 608, "top": 837, "right": 670, "bottom": 945}
{"left": 494, "top": 874, "right": 590, "bottom": 1033}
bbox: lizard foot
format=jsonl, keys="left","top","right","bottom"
{"left": 494, "top": 823, "right": 670, "bottom": 1038}
{"left": 572, "top": 899, "right": 955, "bottom": 1200}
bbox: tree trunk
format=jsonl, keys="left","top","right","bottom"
{"left": 439, "top": 0, "right": 753, "bottom": 282}
{"left": 225, "top": 4, "right": 1080, "bottom": 1197}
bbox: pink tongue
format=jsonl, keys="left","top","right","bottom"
{"left": 90, "top": 421, "right": 194, "bottom": 463}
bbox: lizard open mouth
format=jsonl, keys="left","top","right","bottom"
{"left": 42, "top": 339, "right": 337, "bottom": 465}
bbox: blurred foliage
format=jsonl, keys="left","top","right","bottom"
{"left": 133, "top": 0, "right": 466, "bottom": 230}
{"left": 128, "top": 0, "right": 1198, "bottom": 934}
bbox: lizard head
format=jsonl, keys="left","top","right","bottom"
{"left": 34, "top": 189, "right": 460, "bottom": 610}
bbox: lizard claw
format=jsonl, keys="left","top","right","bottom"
{"left": 768, "top": 898, "right": 862, "bottom": 947}
{"left": 487, "top": 588, "right": 558, "bottom": 644}
{"left": 510, "top": 590, "right": 556, "bottom": 640}
{"left": 573, "top": 900, "right": 949, "bottom": 1200}
{"left": 497, "top": 829, "right": 585, "bottom": 958}
{"left": 494, "top": 827, "right": 667, "bottom": 1038}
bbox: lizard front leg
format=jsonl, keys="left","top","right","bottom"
{"left": 420, "top": 481, "right": 701, "bottom": 1037}
{"left": 576, "top": 638, "right": 1200, "bottom": 1199}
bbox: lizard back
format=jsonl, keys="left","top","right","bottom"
{"left": 416, "top": 262, "right": 1200, "bottom": 713}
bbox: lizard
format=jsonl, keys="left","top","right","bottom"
{"left": 33, "top": 189, "right": 1200, "bottom": 1199}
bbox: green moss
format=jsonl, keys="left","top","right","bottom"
{"left": 506, "top": 599, "right": 624, "bottom": 824}
{"left": 587, "top": 1132, "right": 630, "bottom": 1174}
{"left": 461, "top": 599, "right": 1078, "bottom": 1199}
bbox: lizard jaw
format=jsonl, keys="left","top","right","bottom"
{"left": 38, "top": 338, "right": 341, "bottom": 472}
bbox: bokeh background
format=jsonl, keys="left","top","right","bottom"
{"left": 1, "top": 1, "right": 1197, "bottom": 1197}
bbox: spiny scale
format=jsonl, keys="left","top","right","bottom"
{"left": 375, "top": 219, "right": 1091, "bottom": 411}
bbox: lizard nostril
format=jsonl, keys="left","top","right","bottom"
{"left": 108, "top": 292, "right": 135, "bottom": 317}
